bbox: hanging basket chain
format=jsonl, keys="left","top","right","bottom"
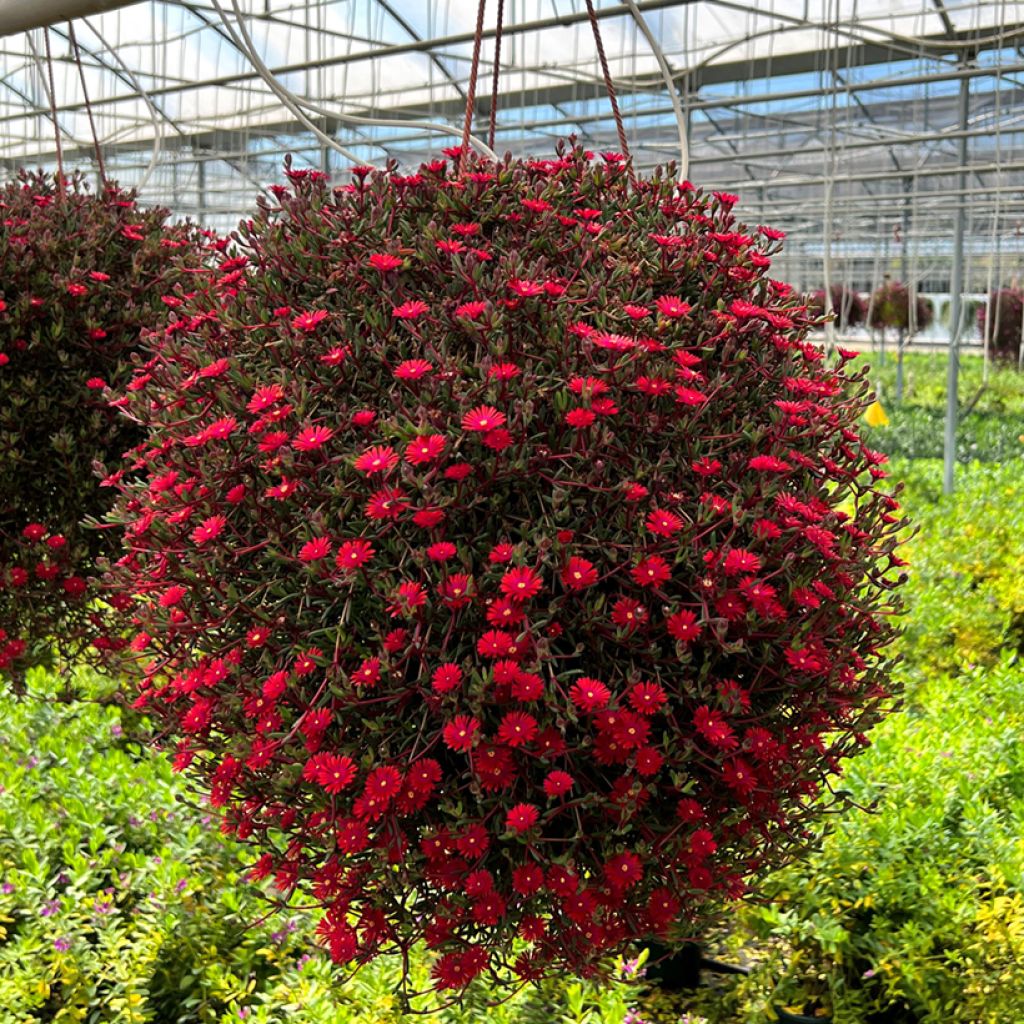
{"left": 488, "top": 0, "right": 505, "bottom": 151}
{"left": 584, "top": 0, "right": 631, "bottom": 162}
{"left": 42, "top": 27, "right": 64, "bottom": 188}
{"left": 67, "top": 21, "right": 107, "bottom": 186}
{"left": 457, "top": 0, "right": 488, "bottom": 176}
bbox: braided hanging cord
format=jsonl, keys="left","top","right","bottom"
{"left": 584, "top": 0, "right": 631, "bottom": 161}
{"left": 457, "top": 0, "right": 488, "bottom": 176}
{"left": 488, "top": 0, "right": 505, "bottom": 151}
{"left": 67, "top": 21, "right": 107, "bottom": 185}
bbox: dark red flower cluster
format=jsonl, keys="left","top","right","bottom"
{"left": 978, "top": 288, "right": 1024, "bottom": 363}
{"left": 868, "top": 280, "right": 934, "bottom": 333}
{"left": 0, "top": 170, "right": 209, "bottom": 683}
{"left": 806, "top": 284, "right": 866, "bottom": 329}
{"left": 106, "top": 144, "right": 907, "bottom": 986}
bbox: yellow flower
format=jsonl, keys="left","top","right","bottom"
{"left": 865, "top": 400, "right": 889, "bottom": 427}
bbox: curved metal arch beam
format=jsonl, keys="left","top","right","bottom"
{"left": 62, "top": 18, "right": 271, "bottom": 197}
{"left": 180, "top": 0, "right": 387, "bottom": 158}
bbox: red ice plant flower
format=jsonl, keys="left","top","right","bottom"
{"left": 0, "top": 170, "right": 209, "bottom": 683}
{"left": 105, "top": 145, "right": 907, "bottom": 989}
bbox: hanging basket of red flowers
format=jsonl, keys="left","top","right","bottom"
{"left": 105, "top": 142, "right": 907, "bottom": 990}
{"left": 0, "top": 170, "right": 209, "bottom": 684}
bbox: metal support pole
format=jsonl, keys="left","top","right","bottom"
{"left": 896, "top": 176, "right": 912, "bottom": 402}
{"left": 944, "top": 69, "right": 971, "bottom": 496}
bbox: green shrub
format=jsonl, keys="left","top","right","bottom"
{"left": 670, "top": 652, "right": 1024, "bottom": 1024}
{"left": 896, "top": 460, "right": 1024, "bottom": 674}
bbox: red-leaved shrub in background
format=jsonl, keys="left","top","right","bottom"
{"left": 806, "top": 284, "right": 866, "bottom": 329}
{"left": 0, "top": 171, "right": 210, "bottom": 681}
{"left": 868, "top": 280, "right": 934, "bottom": 333}
{"left": 106, "top": 144, "right": 907, "bottom": 989}
{"left": 978, "top": 288, "right": 1024, "bottom": 364}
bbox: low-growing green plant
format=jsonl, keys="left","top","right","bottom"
{"left": 0, "top": 668, "right": 645, "bottom": 1023}
{"left": 895, "top": 460, "right": 1024, "bottom": 675}
{"left": 671, "top": 652, "right": 1024, "bottom": 1024}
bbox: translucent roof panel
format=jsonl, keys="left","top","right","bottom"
{"left": 0, "top": 0, "right": 1022, "bottom": 293}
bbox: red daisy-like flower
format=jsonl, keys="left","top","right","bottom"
{"left": 477, "top": 630, "right": 515, "bottom": 658}
{"left": 352, "top": 657, "right": 382, "bottom": 687}
{"left": 722, "top": 757, "right": 757, "bottom": 796}
{"left": 335, "top": 538, "right": 374, "bottom": 571}
{"left": 654, "top": 295, "right": 691, "bottom": 318}
{"left": 631, "top": 555, "right": 672, "bottom": 588}
{"left": 543, "top": 770, "right": 574, "bottom": 798}
{"left": 159, "top": 585, "right": 187, "bottom": 608}
{"left": 561, "top": 556, "right": 598, "bottom": 591}
{"left": 431, "top": 663, "right": 463, "bottom": 694}
{"left": 500, "top": 566, "right": 543, "bottom": 602}
{"left": 611, "top": 597, "right": 647, "bottom": 632}
{"left": 368, "top": 253, "right": 403, "bottom": 271}
{"left": 191, "top": 515, "right": 226, "bottom": 546}
{"left": 497, "top": 711, "right": 538, "bottom": 748}
{"left": 394, "top": 359, "right": 433, "bottom": 381}
{"left": 628, "top": 681, "right": 667, "bottom": 715}
{"left": 483, "top": 428, "right": 513, "bottom": 452}
{"left": 462, "top": 405, "right": 507, "bottom": 432}
{"left": 365, "top": 487, "right": 408, "bottom": 521}
{"left": 605, "top": 851, "right": 643, "bottom": 890}
{"left": 294, "top": 425, "right": 334, "bottom": 452}
{"left": 748, "top": 454, "right": 793, "bottom": 473}
{"left": 694, "top": 705, "right": 737, "bottom": 749}
{"left": 569, "top": 676, "right": 611, "bottom": 712}
{"left": 426, "top": 541, "right": 457, "bottom": 562}
{"left": 320, "top": 346, "right": 349, "bottom": 366}
{"left": 488, "top": 362, "right": 520, "bottom": 381}
{"left": 438, "top": 574, "right": 473, "bottom": 609}
{"left": 354, "top": 445, "right": 399, "bottom": 475}
{"left": 312, "top": 753, "right": 356, "bottom": 794}
{"left": 489, "top": 543, "right": 515, "bottom": 564}
{"left": 298, "top": 536, "right": 332, "bottom": 562}
{"left": 565, "top": 408, "right": 596, "bottom": 429}
{"left": 405, "top": 434, "right": 447, "bottom": 465}
{"left": 291, "top": 309, "right": 329, "bottom": 332}
{"left": 390, "top": 580, "right": 428, "bottom": 616}
{"left": 443, "top": 715, "right": 480, "bottom": 752}
{"left": 392, "top": 300, "right": 429, "bottom": 320}
{"left": 646, "top": 508, "right": 684, "bottom": 537}
{"left": 674, "top": 387, "right": 708, "bottom": 407}
{"left": 506, "top": 803, "right": 540, "bottom": 833}
{"left": 454, "top": 300, "right": 488, "bottom": 320}
{"left": 692, "top": 456, "right": 722, "bottom": 477}
{"left": 723, "top": 548, "right": 762, "bottom": 576}
{"left": 508, "top": 278, "right": 545, "bottom": 298}
{"left": 247, "top": 384, "right": 285, "bottom": 413}
{"left": 623, "top": 303, "right": 650, "bottom": 319}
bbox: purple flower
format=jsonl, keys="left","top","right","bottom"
{"left": 0, "top": 882, "right": 14, "bottom": 895}
{"left": 111, "top": 723, "right": 123, "bottom": 738}
{"left": 53, "top": 937, "right": 71, "bottom": 952}
{"left": 175, "top": 879, "right": 188, "bottom": 893}
{"left": 40, "top": 899, "right": 61, "bottom": 917}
